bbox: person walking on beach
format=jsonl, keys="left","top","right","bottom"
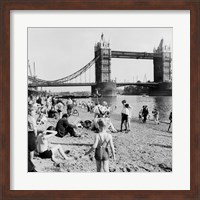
{"left": 85, "top": 118, "right": 116, "bottom": 172}
{"left": 152, "top": 108, "right": 160, "bottom": 124}
{"left": 142, "top": 105, "right": 149, "bottom": 123}
{"left": 37, "top": 128, "right": 72, "bottom": 164}
{"left": 138, "top": 109, "right": 143, "bottom": 122}
{"left": 168, "top": 112, "right": 172, "bottom": 132}
{"left": 120, "top": 100, "right": 127, "bottom": 132}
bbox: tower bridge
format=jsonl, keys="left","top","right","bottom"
{"left": 28, "top": 34, "right": 172, "bottom": 96}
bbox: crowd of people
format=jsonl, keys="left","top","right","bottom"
{"left": 27, "top": 93, "right": 172, "bottom": 172}
{"left": 28, "top": 95, "right": 80, "bottom": 172}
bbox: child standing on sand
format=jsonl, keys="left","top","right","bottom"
{"left": 85, "top": 118, "right": 116, "bottom": 172}
{"left": 120, "top": 100, "right": 127, "bottom": 132}
{"left": 124, "top": 103, "right": 132, "bottom": 132}
{"left": 152, "top": 108, "right": 160, "bottom": 124}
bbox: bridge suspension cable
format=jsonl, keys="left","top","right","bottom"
{"left": 28, "top": 56, "right": 99, "bottom": 84}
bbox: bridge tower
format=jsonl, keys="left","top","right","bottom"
{"left": 92, "top": 34, "right": 116, "bottom": 97}
{"left": 151, "top": 39, "right": 172, "bottom": 95}
{"left": 153, "top": 39, "right": 172, "bottom": 82}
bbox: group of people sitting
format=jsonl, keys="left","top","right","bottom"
{"left": 28, "top": 104, "right": 74, "bottom": 172}
{"left": 28, "top": 95, "right": 81, "bottom": 172}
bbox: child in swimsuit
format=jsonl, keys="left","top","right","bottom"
{"left": 85, "top": 118, "right": 116, "bottom": 172}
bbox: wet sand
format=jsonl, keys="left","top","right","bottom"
{"left": 33, "top": 106, "right": 172, "bottom": 172}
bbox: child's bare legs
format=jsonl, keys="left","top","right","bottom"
{"left": 127, "top": 118, "right": 131, "bottom": 130}
{"left": 51, "top": 154, "right": 59, "bottom": 163}
{"left": 102, "top": 160, "right": 109, "bottom": 172}
{"left": 96, "top": 160, "right": 102, "bottom": 172}
{"left": 120, "top": 120, "right": 123, "bottom": 131}
{"left": 156, "top": 116, "right": 159, "bottom": 124}
{"left": 108, "top": 122, "right": 117, "bottom": 132}
{"left": 30, "top": 151, "right": 34, "bottom": 161}
{"left": 121, "top": 119, "right": 127, "bottom": 131}
{"left": 120, "top": 114, "right": 124, "bottom": 131}
{"left": 59, "top": 112, "right": 62, "bottom": 119}
{"left": 51, "top": 145, "right": 72, "bottom": 161}
{"left": 124, "top": 120, "right": 127, "bottom": 131}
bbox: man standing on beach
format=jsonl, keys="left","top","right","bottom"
{"left": 120, "top": 100, "right": 127, "bottom": 132}
{"left": 142, "top": 105, "right": 149, "bottom": 123}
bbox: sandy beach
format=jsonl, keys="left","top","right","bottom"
{"left": 33, "top": 106, "right": 172, "bottom": 173}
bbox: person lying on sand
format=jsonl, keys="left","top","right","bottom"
{"left": 37, "top": 128, "right": 72, "bottom": 164}
{"left": 85, "top": 118, "right": 116, "bottom": 172}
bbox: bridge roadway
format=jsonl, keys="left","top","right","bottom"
{"left": 111, "top": 51, "right": 162, "bottom": 59}
{"left": 28, "top": 82, "right": 159, "bottom": 88}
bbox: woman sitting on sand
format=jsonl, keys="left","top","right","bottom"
{"left": 37, "top": 127, "right": 72, "bottom": 164}
{"left": 85, "top": 118, "right": 116, "bottom": 172}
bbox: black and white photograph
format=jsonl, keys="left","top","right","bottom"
{"left": 27, "top": 28, "right": 172, "bottom": 173}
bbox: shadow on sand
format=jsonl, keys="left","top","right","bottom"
{"left": 51, "top": 142, "right": 92, "bottom": 147}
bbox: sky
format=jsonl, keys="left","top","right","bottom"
{"left": 28, "top": 28, "right": 172, "bottom": 92}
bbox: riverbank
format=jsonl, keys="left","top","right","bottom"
{"left": 33, "top": 106, "right": 172, "bottom": 172}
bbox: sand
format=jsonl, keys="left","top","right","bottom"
{"left": 33, "top": 106, "right": 172, "bottom": 173}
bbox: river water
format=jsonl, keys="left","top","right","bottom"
{"left": 88, "top": 95, "right": 172, "bottom": 122}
